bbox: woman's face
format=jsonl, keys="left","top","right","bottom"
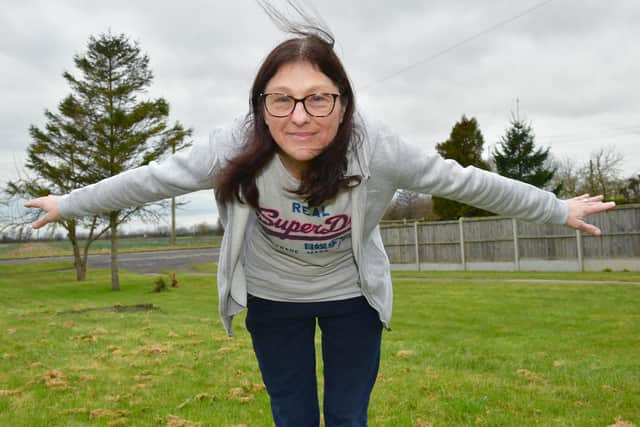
{"left": 263, "top": 60, "right": 345, "bottom": 178}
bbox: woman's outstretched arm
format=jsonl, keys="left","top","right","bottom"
{"left": 24, "top": 117, "right": 246, "bottom": 229}
{"left": 363, "top": 116, "right": 616, "bottom": 236}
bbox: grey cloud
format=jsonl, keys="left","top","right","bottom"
{"left": 2, "top": 0, "right": 638, "bottom": 203}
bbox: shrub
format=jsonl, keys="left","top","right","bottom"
{"left": 152, "top": 277, "right": 169, "bottom": 293}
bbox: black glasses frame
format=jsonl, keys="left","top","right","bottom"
{"left": 260, "top": 93, "right": 340, "bottom": 118}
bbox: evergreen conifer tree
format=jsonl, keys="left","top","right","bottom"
{"left": 432, "top": 116, "right": 492, "bottom": 219}
{"left": 72, "top": 32, "right": 190, "bottom": 290}
{"left": 493, "top": 114, "right": 555, "bottom": 189}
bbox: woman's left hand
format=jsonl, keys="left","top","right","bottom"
{"left": 565, "top": 194, "right": 616, "bottom": 236}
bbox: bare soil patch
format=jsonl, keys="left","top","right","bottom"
{"left": 57, "top": 304, "right": 158, "bottom": 315}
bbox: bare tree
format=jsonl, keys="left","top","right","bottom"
{"left": 548, "top": 155, "right": 582, "bottom": 198}
{"left": 383, "top": 190, "right": 433, "bottom": 221}
{"left": 581, "top": 147, "right": 625, "bottom": 199}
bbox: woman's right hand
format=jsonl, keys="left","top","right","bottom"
{"left": 24, "top": 195, "right": 62, "bottom": 229}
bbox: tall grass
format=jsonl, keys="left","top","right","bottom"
{"left": 0, "top": 263, "right": 638, "bottom": 426}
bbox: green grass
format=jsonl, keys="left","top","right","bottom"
{"left": 0, "top": 235, "right": 222, "bottom": 259}
{"left": 0, "top": 244, "right": 17, "bottom": 256}
{"left": 377, "top": 276, "right": 640, "bottom": 426}
{"left": 392, "top": 269, "right": 640, "bottom": 283}
{"left": 0, "top": 264, "right": 638, "bottom": 426}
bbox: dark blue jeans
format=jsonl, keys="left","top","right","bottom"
{"left": 245, "top": 295, "right": 383, "bottom": 427}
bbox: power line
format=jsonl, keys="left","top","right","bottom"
{"left": 541, "top": 126, "right": 640, "bottom": 140}
{"left": 540, "top": 132, "right": 640, "bottom": 145}
{"left": 361, "top": 0, "right": 555, "bottom": 91}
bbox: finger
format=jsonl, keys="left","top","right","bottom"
{"left": 577, "top": 221, "right": 602, "bottom": 236}
{"left": 584, "top": 201, "right": 616, "bottom": 214}
{"left": 24, "top": 199, "right": 42, "bottom": 209}
{"left": 32, "top": 214, "right": 51, "bottom": 230}
{"left": 568, "top": 193, "right": 590, "bottom": 202}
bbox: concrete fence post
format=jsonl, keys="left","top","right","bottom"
{"left": 576, "top": 229, "right": 584, "bottom": 272}
{"left": 459, "top": 217, "right": 466, "bottom": 271}
{"left": 414, "top": 221, "right": 420, "bottom": 271}
{"left": 512, "top": 218, "right": 520, "bottom": 271}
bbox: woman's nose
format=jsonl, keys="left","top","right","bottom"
{"left": 290, "top": 101, "right": 310, "bottom": 124}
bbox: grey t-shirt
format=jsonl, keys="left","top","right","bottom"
{"left": 244, "top": 154, "right": 361, "bottom": 302}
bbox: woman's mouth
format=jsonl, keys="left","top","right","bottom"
{"left": 288, "top": 132, "right": 315, "bottom": 140}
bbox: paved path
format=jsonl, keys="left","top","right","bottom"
{"left": 0, "top": 247, "right": 220, "bottom": 274}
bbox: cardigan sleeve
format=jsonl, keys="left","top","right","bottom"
{"left": 58, "top": 116, "right": 246, "bottom": 219}
{"left": 366, "top": 117, "right": 568, "bottom": 225}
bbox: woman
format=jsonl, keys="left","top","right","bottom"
{"left": 26, "top": 33, "right": 614, "bottom": 427}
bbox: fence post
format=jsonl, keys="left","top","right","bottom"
{"left": 576, "top": 229, "right": 584, "bottom": 272}
{"left": 414, "top": 221, "right": 420, "bottom": 271}
{"left": 512, "top": 218, "right": 520, "bottom": 271}
{"left": 459, "top": 217, "right": 466, "bottom": 271}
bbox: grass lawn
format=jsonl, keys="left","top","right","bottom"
{"left": 0, "top": 263, "right": 638, "bottom": 426}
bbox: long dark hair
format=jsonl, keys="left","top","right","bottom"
{"left": 215, "top": 33, "right": 361, "bottom": 208}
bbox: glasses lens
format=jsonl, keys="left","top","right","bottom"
{"left": 265, "top": 94, "right": 293, "bottom": 117}
{"left": 304, "top": 94, "right": 334, "bottom": 117}
{"left": 263, "top": 93, "right": 337, "bottom": 117}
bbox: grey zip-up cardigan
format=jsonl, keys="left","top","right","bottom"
{"left": 58, "top": 112, "right": 568, "bottom": 335}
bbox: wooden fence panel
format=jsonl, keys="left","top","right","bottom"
{"left": 516, "top": 222, "right": 576, "bottom": 259}
{"left": 379, "top": 204, "right": 640, "bottom": 270}
{"left": 581, "top": 208, "right": 640, "bottom": 257}
{"left": 417, "top": 221, "right": 460, "bottom": 263}
{"left": 380, "top": 225, "right": 417, "bottom": 264}
{"left": 462, "top": 217, "right": 514, "bottom": 262}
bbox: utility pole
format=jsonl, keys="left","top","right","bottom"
{"left": 170, "top": 141, "right": 176, "bottom": 245}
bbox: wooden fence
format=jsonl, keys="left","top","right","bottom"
{"left": 380, "top": 204, "right": 640, "bottom": 272}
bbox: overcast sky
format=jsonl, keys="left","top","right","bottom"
{"left": 2, "top": 0, "right": 639, "bottom": 231}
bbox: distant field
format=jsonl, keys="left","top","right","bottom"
{"left": 0, "top": 235, "right": 222, "bottom": 259}
{"left": 0, "top": 263, "right": 638, "bottom": 426}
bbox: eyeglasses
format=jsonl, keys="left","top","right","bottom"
{"left": 261, "top": 93, "right": 340, "bottom": 118}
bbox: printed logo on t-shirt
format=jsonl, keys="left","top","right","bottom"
{"left": 256, "top": 205, "right": 351, "bottom": 242}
